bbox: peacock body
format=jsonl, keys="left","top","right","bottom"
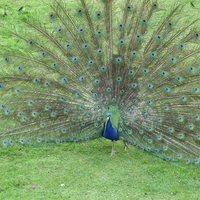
{"left": 0, "top": 0, "right": 200, "bottom": 164}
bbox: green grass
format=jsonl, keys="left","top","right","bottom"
{"left": 0, "top": 140, "right": 200, "bottom": 200}
{"left": 0, "top": 0, "right": 200, "bottom": 199}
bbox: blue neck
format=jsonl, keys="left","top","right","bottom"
{"left": 102, "top": 119, "right": 118, "bottom": 141}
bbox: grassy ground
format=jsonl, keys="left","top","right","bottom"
{"left": 0, "top": 0, "right": 200, "bottom": 200}
{"left": 0, "top": 140, "right": 200, "bottom": 200}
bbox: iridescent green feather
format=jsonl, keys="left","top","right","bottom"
{"left": 0, "top": 0, "right": 200, "bottom": 164}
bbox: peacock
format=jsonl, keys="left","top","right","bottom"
{"left": 0, "top": 0, "right": 200, "bottom": 164}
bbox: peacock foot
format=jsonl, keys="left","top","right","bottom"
{"left": 110, "top": 150, "right": 116, "bottom": 156}
{"left": 124, "top": 143, "right": 130, "bottom": 151}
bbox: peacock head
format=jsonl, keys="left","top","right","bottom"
{"left": 106, "top": 112, "right": 111, "bottom": 120}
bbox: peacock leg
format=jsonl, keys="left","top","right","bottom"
{"left": 124, "top": 142, "right": 130, "bottom": 151}
{"left": 110, "top": 141, "right": 116, "bottom": 156}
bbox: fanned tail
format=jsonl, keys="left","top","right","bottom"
{"left": 0, "top": 0, "right": 200, "bottom": 164}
